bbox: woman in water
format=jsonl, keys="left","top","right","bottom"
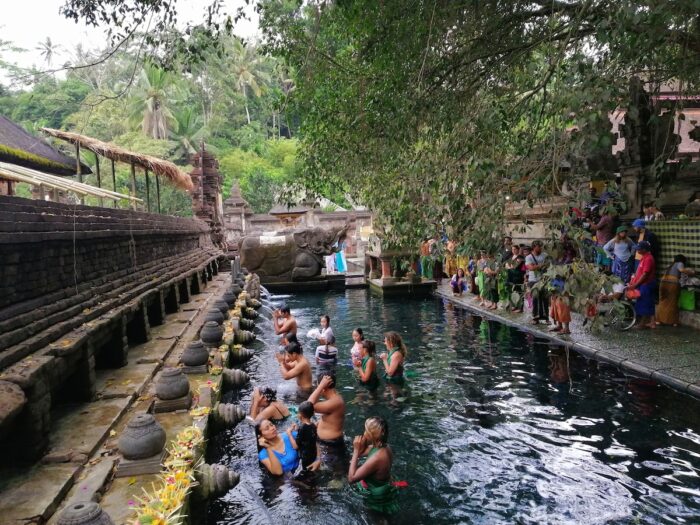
{"left": 256, "top": 419, "right": 299, "bottom": 475}
{"left": 353, "top": 339, "right": 379, "bottom": 389}
{"left": 249, "top": 386, "right": 290, "bottom": 423}
{"left": 379, "top": 331, "right": 406, "bottom": 384}
{"left": 348, "top": 416, "right": 399, "bottom": 514}
{"left": 314, "top": 315, "right": 338, "bottom": 366}
{"left": 350, "top": 327, "right": 364, "bottom": 364}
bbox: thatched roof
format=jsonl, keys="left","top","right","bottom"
{"left": 0, "top": 116, "right": 92, "bottom": 176}
{"left": 41, "top": 128, "right": 194, "bottom": 191}
{"left": 0, "top": 161, "right": 140, "bottom": 203}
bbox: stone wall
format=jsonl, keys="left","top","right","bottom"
{"left": 0, "top": 196, "right": 221, "bottom": 462}
{"left": 0, "top": 196, "right": 212, "bottom": 309}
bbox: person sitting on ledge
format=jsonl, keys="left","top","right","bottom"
{"left": 256, "top": 419, "right": 299, "bottom": 476}
{"left": 249, "top": 386, "right": 290, "bottom": 423}
{"left": 450, "top": 268, "right": 468, "bottom": 296}
{"left": 307, "top": 373, "right": 346, "bottom": 471}
{"left": 276, "top": 341, "right": 313, "bottom": 393}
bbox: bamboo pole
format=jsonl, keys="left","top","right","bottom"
{"left": 94, "top": 152, "right": 103, "bottom": 207}
{"left": 76, "top": 143, "right": 84, "bottom": 204}
{"left": 111, "top": 159, "right": 117, "bottom": 208}
{"left": 155, "top": 173, "right": 161, "bottom": 214}
{"left": 130, "top": 161, "right": 137, "bottom": 210}
{"left": 145, "top": 168, "right": 151, "bottom": 212}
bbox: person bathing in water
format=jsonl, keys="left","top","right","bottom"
{"left": 307, "top": 372, "right": 346, "bottom": 470}
{"left": 379, "top": 331, "right": 406, "bottom": 384}
{"left": 348, "top": 417, "right": 399, "bottom": 514}
{"left": 249, "top": 386, "right": 290, "bottom": 423}
{"left": 350, "top": 327, "right": 364, "bottom": 364}
{"left": 314, "top": 315, "right": 338, "bottom": 366}
{"left": 273, "top": 305, "right": 297, "bottom": 345}
{"left": 286, "top": 401, "right": 321, "bottom": 472}
{"left": 256, "top": 419, "right": 299, "bottom": 476}
{"left": 276, "top": 341, "right": 313, "bottom": 394}
{"left": 353, "top": 339, "right": 379, "bottom": 389}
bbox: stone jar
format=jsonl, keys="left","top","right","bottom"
{"left": 118, "top": 413, "right": 166, "bottom": 460}
{"left": 213, "top": 299, "right": 230, "bottom": 317}
{"left": 222, "top": 290, "right": 237, "bottom": 307}
{"left": 200, "top": 321, "right": 223, "bottom": 347}
{"left": 204, "top": 308, "right": 225, "bottom": 326}
{"left": 181, "top": 340, "right": 209, "bottom": 367}
{"left": 156, "top": 367, "right": 190, "bottom": 400}
{"left": 57, "top": 502, "right": 115, "bottom": 525}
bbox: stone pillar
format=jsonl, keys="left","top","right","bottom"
{"left": 222, "top": 184, "right": 253, "bottom": 258}
{"left": 380, "top": 258, "right": 393, "bottom": 280}
{"left": 190, "top": 144, "right": 224, "bottom": 246}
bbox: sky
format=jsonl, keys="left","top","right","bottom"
{"left": 1, "top": 0, "right": 260, "bottom": 73}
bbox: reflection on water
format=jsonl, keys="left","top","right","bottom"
{"left": 206, "top": 290, "right": 700, "bottom": 524}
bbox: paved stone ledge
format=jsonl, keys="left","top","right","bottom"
{"left": 435, "top": 285, "right": 700, "bottom": 400}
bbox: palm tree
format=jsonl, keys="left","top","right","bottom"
{"left": 172, "top": 107, "right": 207, "bottom": 159}
{"left": 36, "top": 37, "right": 63, "bottom": 68}
{"left": 128, "top": 63, "right": 178, "bottom": 139}
{"left": 230, "top": 39, "right": 270, "bottom": 124}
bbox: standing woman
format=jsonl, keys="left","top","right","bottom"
{"left": 627, "top": 240, "right": 657, "bottom": 329}
{"left": 354, "top": 340, "right": 379, "bottom": 389}
{"left": 604, "top": 226, "right": 635, "bottom": 283}
{"left": 348, "top": 417, "right": 399, "bottom": 514}
{"left": 315, "top": 315, "right": 338, "bottom": 366}
{"left": 379, "top": 332, "right": 406, "bottom": 384}
{"left": 350, "top": 327, "right": 364, "bottom": 364}
{"left": 657, "top": 255, "right": 696, "bottom": 326}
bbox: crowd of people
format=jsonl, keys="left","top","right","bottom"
{"left": 435, "top": 200, "right": 697, "bottom": 331}
{"left": 249, "top": 308, "right": 408, "bottom": 514}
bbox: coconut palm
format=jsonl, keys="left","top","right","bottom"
{"left": 230, "top": 39, "right": 270, "bottom": 124}
{"left": 129, "top": 63, "right": 178, "bottom": 139}
{"left": 172, "top": 107, "right": 207, "bottom": 159}
{"left": 36, "top": 37, "right": 63, "bottom": 68}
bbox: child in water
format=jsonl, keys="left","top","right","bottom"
{"left": 350, "top": 328, "right": 364, "bottom": 364}
{"left": 287, "top": 401, "right": 321, "bottom": 472}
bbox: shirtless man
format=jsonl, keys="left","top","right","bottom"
{"left": 308, "top": 373, "right": 347, "bottom": 471}
{"left": 276, "top": 341, "right": 312, "bottom": 393}
{"left": 273, "top": 306, "right": 297, "bottom": 345}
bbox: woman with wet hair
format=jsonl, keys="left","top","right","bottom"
{"left": 249, "top": 386, "right": 290, "bottom": 423}
{"left": 348, "top": 417, "right": 399, "bottom": 514}
{"left": 379, "top": 332, "right": 406, "bottom": 384}
{"left": 256, "top": 419, "right": 299, "bottom": 475}
{"left": 354, "top": 340, "right": 379, "bottom": 389}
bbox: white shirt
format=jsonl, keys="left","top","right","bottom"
{"left": 525, "top": 252, "right": 548, "bottom": 283}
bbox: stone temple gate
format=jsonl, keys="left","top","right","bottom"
{"left": 0, "top": 182, "right": 223, "bottom": 463}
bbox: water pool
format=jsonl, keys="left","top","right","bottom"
{"left": 206, "top": 290, "right": 700, "bottom": 524}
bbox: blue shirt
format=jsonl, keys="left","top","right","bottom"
{"left": 258, "top": 432, "right": 299, "bottom": 473}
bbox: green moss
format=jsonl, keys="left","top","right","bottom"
{"left": 0, "top": 143, "right": 72, "bottom": 173}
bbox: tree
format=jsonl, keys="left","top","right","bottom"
{"left": 129, "top": 63, "right": 179, "bottom": 140}
{"left": 259, "top": 0, "right": 700, "bottom": 251}
{"left": 172, "top": 107, "right": 207, "bottom": 160}
{"left": 230, "top": 39, "right": 270, "bottom": 124}
{"left": 36, "top": 37, "right": 64, "bottom": 68}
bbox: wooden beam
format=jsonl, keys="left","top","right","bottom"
{"left": 94, "top": 152, "right": 103, "bottom": 207}
{"left": 145, "top": 168, "right": 151, "bottom": 212}
{"left": 111, "top": 159, "right": 117, "bottom": 208}
{"left": 155, "top": 173, "right": 161, "bottom": 214}
{"left": 130, "top": 162, "right": 137, "bottom": 210}
{"left": 75, "top": 143, "right": 84, "bottom": 204}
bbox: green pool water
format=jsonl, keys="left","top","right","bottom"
{"left": 206, "top": 289, "right": 700, "bottom": 524}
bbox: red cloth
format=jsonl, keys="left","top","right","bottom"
{"left": 631, "top": 252, "right": 656, "bottom": 286}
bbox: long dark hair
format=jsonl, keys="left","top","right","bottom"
{"left": 361, "top": 339, "right": 376, "bottom": 356}
{"left": 354, "top": 327, "right": 364, "bottom": 340}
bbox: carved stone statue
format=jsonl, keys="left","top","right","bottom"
{"left": 240, "top": 225, "right": 349, "bottom": 281}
